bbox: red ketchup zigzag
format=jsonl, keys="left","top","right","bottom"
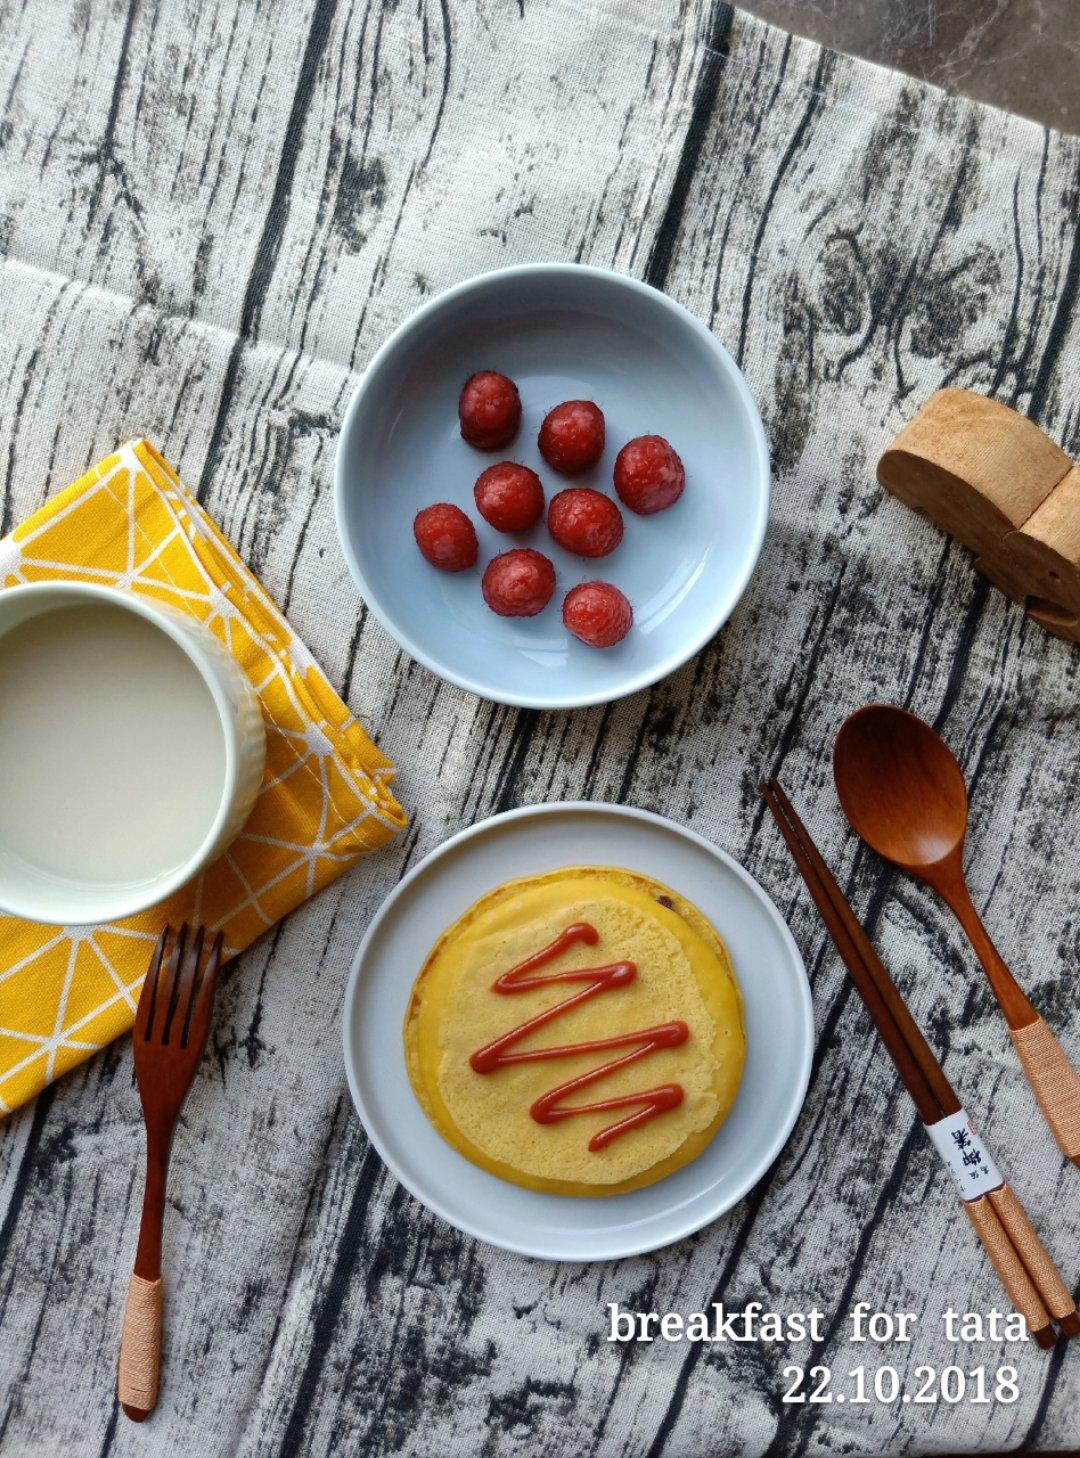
{"left": 469, "top": 922, "right": 689, "bottom": 1152}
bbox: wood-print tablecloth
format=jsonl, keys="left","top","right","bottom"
{"left": 0, "top": 2, "right": 1077, "bottom": 1454}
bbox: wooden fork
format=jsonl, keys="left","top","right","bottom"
{"left": 118, "top": 924, "right": 223, "bottom": 1421}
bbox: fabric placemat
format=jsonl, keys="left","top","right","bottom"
{"left": 0, "top": 439, "right": 405, "bottom": 1113}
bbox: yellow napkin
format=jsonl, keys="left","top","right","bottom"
{"left": 0, "top": 440, "right": 405, "bottom": 1114}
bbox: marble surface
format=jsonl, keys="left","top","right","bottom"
{"left": 739, "top": 0, "right": 1080, "bottom": 134}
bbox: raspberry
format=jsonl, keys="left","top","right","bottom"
{"left": 473, "top": 462, "right": 545, "bottom": 533}
{"left": 459, "top": 371, "right": 521, "bottom": 450}
{"left": 538, "top": 400, "right": 605, "bottom": 475}
{"left": 547, "top": 488, "right": 623, "bottom": 558}
{"left": 482, "top": 549, "right": 556, "bottom": 618}
{"left": 562, "top": 581, "right": 633, "bottom": 648}
{"left": 413, "top": 503, "right": 478, "bottom": 572}
{"left": 613, "top": 434, "right": 685, "bottom": 514}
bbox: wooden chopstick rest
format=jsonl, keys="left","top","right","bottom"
{"left": 878, "top": 388, "right": 1080, "bottom": 642}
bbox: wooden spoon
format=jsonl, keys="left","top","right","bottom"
{"left": 833, "top": 704, "right": 1080, "bottom": 1169}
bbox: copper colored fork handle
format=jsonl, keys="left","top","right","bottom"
{"left": 118, "top": 1273, "right": 163, "bottom": 1418}
{"left": 1010, "top": 1017, "right": 1080, "bottom": 1165}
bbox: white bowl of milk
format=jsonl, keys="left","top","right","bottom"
{"left": 0, "top": 582, "right": 266, "bottom": 925}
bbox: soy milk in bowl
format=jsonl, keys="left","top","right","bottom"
{"left": 0, "top": 583, "right": 266, "bottom": 924}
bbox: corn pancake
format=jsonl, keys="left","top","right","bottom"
{"left": 404, "top": 867, "right": 745, "bottom": 1195}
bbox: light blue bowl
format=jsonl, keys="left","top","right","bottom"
{"left": 334, "top": 264, "right": 769, "bottom": 710}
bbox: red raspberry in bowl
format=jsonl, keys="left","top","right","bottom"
{"left": 547, "top": 488, "right": 623, "bottom": 558}
{"left": 459, "top": 371, "right": 521, "bottom": 450}
{"left": 482, "top": 549, "right": 556, "bottom": 617}
{"left": 613, "top": 434, "right": 685, "bottom": 514}
{"left": 473, "top": 462, "right": 545, "bottom": 532}
{"left": 538, "top": 400, "right": 605, "bottom": 475}
{"left": 413, "top": 502, "right": 478, "bottom": 572}
{"left": 562, "top": 581, "right": 633, "bottom": 648}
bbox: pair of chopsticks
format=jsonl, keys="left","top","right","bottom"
{"left": 762, "top": 779, "right": 1078, "bottom": 1350}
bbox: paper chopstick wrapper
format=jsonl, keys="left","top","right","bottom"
{"left": 925, "top": 1108, "right": 1004, "bottom": 1200}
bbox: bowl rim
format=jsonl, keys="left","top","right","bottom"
{"left": 0, "top": 579, "right": 243, "bottom": 924}
{"left": 340, "top": 800, "right": 814, "bottom": 1259}
{"left": 333, "top": 262, "right": 770, "bottom": 711}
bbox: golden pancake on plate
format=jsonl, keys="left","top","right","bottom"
{"left": 404, "top": 866, "right": 745, "bottom": 1196}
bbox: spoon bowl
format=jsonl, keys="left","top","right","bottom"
{"left": 833, "top": 704, "right": 968, "bottom": 874}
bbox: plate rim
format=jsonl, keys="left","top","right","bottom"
{"left": 333, "top": 261, "right": 771, "bottom": 710}
{"left": 341, "top": 801, "right": 814, "bottom": 1260}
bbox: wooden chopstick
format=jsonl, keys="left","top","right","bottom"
{"left": 761, "top": 778, "right": 1078, "bottom": 1347}
{"left": 761, "top": 779, "right": 947, "bottom": 1125}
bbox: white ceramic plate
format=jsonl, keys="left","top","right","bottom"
{"left": 342, "top": 804, "right": 812, "bottom": 1260}
{"left": 334, "top": 264, "right": 769, "bottom": 710}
